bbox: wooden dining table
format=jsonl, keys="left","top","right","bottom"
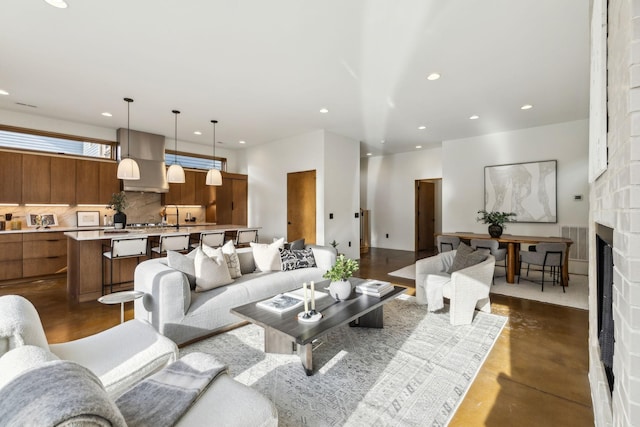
{"left": 440, "top": 232, "right": 574, "bottom": 285}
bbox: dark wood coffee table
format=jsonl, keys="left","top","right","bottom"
{"left": 230, "top": 278, "right": 405, "bottom": 375}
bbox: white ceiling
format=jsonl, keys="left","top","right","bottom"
{"left": 0, "top": 0, "right": 590, "bottom": 157}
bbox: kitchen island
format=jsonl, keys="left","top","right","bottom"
{"left": 65, "top": 224, "right": 255, "bottom": 303}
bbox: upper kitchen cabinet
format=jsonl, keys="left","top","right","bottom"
{"left": 22, "top": 154, "right": 50, "bottom": 204}
{"left": 0, "top": 151, "right": 22, "bottom": 204}
{"left": 162, "top": 170, "right": 200, "bottom": 206}
{"left": 76, "top": 159, "right": 120, "bottom": 204}
{"left": 207, "top": 172, "right": 247, "bottom": 225}
{"left": 51, "top": 157, "right": 76, "bottom": 204}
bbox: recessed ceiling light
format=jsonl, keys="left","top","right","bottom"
{"left": 427, "top": 73, "right": 441, "bottom": 81}
{"left": 416, "top": 145, "right": 422, "bottom": 149}
{"left": 521, "top": 104, "right": 533, "bottom": 110}
{"left": 44, "top": 0, "right": 68, "bottom": 8}
{"left": 239, "top": 140, "right": 246, "bottom": 144}
{"left": 469, "top": 115, "right": 480, "bottom": 120}
{"left": 381, "top": 139, "right": 385, "bottom": 144}
{"left": 101, "top": 112, "right": 112, "bottom": 117}
{"left": 418, "top": 126, "right": 426, "bottom": 130}
{"left": 194, "top": 131, "right": 202, "bottom": 135}
{"left": 366, "top": 153, "right": 372, "bottom": 156}
{"left": 319, "top": 108, "right": 329, "bottom": 114}
{"left": 0, "top": 90, "right": 9, "bottom": 96}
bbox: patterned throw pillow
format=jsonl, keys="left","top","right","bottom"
{"left": 279, "top": 248, "right": 317, "bottom": 271}
{"left": 221, "top": 240, "right": 242, "bottom": 279}
{"left": 447, "top": 242, "right": 488, "bottom": 274}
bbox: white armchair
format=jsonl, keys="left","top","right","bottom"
{"left": 415, "top": 251, "right": 495, "bottom": 325}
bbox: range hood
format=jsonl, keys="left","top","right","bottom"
{"left": 117, "top": 128, "right": 169, "bottom": 193}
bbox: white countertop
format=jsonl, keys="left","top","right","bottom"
{"left": 0, "top": 222, "right": 217, "bottom": 235}
{"left": 64, "top": 224, "right": 255, "bottom": 241}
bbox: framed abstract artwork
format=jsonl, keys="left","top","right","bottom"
{"left": 484, "top": 160, "right": 557, "bottom": 223}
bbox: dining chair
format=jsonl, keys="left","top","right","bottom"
{"left": 102, "top": 236, "right": 148, "bottom": 294}
{"left": 518, "top": 242, "right": 567, "bottom": 292}
{"left": 437, "top": 236, "right": 460, "bottom": 253}
{"left": 150, "top": 233, "right": 191, "bottom": 258}
{"left": 470, "top": 239, "right": 507, "bottom": 283}
{"left": 191, "top": 230, "right": 226, "bottom": 249}
{"left": 235, "top": 229, "right": 258, "bottom": 247}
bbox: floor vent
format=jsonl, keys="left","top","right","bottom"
{"left": 561, "top": 226, "right": 588, "bottom": 261}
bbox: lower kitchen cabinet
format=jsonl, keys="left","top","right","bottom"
{"left": 0, "top": 234, "right": 23, "bottom": 281}
{"left": 23, "top": 232, "right": 67, "bottom": 277}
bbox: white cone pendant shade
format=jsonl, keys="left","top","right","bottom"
{"left": 118, "top": 97, "right": 140, "bottom": 180}
{"left": 167, "top": 164, "right": 186, "bottom": 183}
{"left": 167, "top": 109, "right": 185, "bottom": 183}
{"left": 206, "top": 168, "right": 222, "bottom": 185}
{"left": 206, "top": 119, "right": 222, "bottom": 186}
{"left": 117, "top": 157, "right": 140, "bottom": 180}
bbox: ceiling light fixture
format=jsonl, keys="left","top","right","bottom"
{"left": 194, "top": 131, "right": 202, "bottom": 135}
{"left": 101, "top": 112, "right": 112, "bottom": 117}
{"left": 239, "top": 140, "right": 246, "bottom": 144}
{"left": 521, "top": 104, "right": 533, "bottom": 110}
{"left": 116, "top": 98, "right": 140, "bottom": 180}
{"left": 319, "top": 108, "right": 329, "bottom": 114}
{"left": 206, "top": 120, "right": 222, "bottom": 186}
{"left": 166, "top": 110, "right": 185, "bottom": 183}
{"left": 469, "top": 115, "right": 480, "bottom": 120}
{"left": 381, "top": 139, "right": 385, "bottom": 144}
{"left": 366, "top": 153, "right": 372, "bottom": 156}
{"left": 418, "top": 126, "right": 426, "bottom": 130}
{"left": 0, "top": 90, "right": 9, "bottom": 96}
{"left": 416, "top": 145, "right": 422, "bottom": 149}
{"left": 44, "top": 0, "right": 68, "bottom": 8}
{"left": 427, "top": 73, "right": 441, "bottom": 81}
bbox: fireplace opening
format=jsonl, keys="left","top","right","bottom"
{"left": 596, "top": 223, "right": 614, "bottom": 394}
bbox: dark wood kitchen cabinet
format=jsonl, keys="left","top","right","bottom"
{"left": 0, "top": 151, "right": 22, "bottom": 204}
{"left": 162, "top": 170, "right": 201, "bottom": 206}
{"left": 51, "top": 157, "right": 77, "bottom": 204}
{"left": 207, "top": 172, "right": 247, "bottom": 225}
{"left": 22, "top": 154, "right": 50, "bottom": 204}
{"left": 76, "top": 159, "right": 120, "bottom": 204}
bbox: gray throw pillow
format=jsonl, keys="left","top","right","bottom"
{"left": 167, "top": 249, "right": 197, "bottom": 289}
{"left": 447, "top": 242, "right": 488, "bottom": 274}
{"left": 289, "top": 238, "right": 305, "bottom": 251}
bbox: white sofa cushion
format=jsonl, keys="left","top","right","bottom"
{"left": 251, "top": 238, "right": 284, "bottom": 271}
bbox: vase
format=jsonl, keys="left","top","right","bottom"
{"left": 488, "top": 224, "right": 503, "bottom": 238}
{"left": 113, "top": 211, "right": 127, "bottom": 229}
{"left": 329, "top": 279, "right": 352, "bottom": 301}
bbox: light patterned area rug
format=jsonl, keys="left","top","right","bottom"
{"left": 182, "top": 295, "right": 506, "bottom": 426}
{"left": 390, "top": 264, "right": 588, "bottom": 310}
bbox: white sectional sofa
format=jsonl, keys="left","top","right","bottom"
{"left": 134, "top": 244, "right": 337, "bottom": 345}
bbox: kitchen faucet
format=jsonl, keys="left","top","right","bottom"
{"left": 174, "top": 205, "right": 179, "bottom": 230}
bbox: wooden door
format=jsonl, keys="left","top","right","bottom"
{"left": 0, "top": 151, "right": 22, "bottom": 204}
{"left": 22, "top": 154, "right": 50, "bottom": 204}
{"left": 287, "top": 170, "right": 316, "bottom": 244}
{"left": 51, "top": 157, "right": 76, "bottom": 204}
{"left": 231, "top": 178, "right": 248, "bottom": 225}
{"left": 416, "top": 180, "right": 435, "bottom": 251}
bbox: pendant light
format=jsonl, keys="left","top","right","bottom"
{"left": 166, "top": 109, "right": 185, "bottom": 183}
{"left": 116, "top": 97, "right": 141, "bottom": 180}
{"left": 205, "top": 119, "right": 222, "bottom": 186}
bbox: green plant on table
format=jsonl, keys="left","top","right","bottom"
{"left": 476, "top": 210, "right": 516, "bottom": 228}
{"left": 323, "top": 254, "right": 359, "bottom": 282}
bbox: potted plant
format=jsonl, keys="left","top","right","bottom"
{"left": 107, "top": 191, "right": 129, "bottom": 229}
{"left": 323, "top": 254, "right": 359, "bottom": 301}
{"left": 476, "top": 210, "right": 516, "bottom": 238}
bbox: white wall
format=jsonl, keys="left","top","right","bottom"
{"left": 362, "top": 147, "right": 443, "bottom": 251}
{"left": 324, "top": 131, "right": 360, "bottom": 260}
{"left": 442, "top": 120, "right": 590, "bottom": 236}
{"left": 245, "top": 129, "right": 360, "bottom": 259}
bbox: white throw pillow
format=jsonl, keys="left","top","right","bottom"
{"left": 194, "top": 248, "right": 233, "bottom": 292}
{"left": 250, "top": 238, "right": 284, "bottom": 272}
{"left": 221, "top": 240, "right": 242, "bottom": 279}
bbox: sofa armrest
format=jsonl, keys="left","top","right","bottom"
{"left": 134, "top": 259, "right": 191, "bottom": 336}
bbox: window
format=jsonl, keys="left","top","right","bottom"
{"left": 0, "top": 125, "right": 114, "bottom": 159}
{"left": 165, "top": 151, "right": 226, "bottom": 172}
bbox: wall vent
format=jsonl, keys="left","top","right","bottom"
{"left": 561, "top": 226, "right": 588, "bottom": 261}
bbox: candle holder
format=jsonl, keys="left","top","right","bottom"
{"left": 297, "top": 310, "right": 322, "bottom": 323}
